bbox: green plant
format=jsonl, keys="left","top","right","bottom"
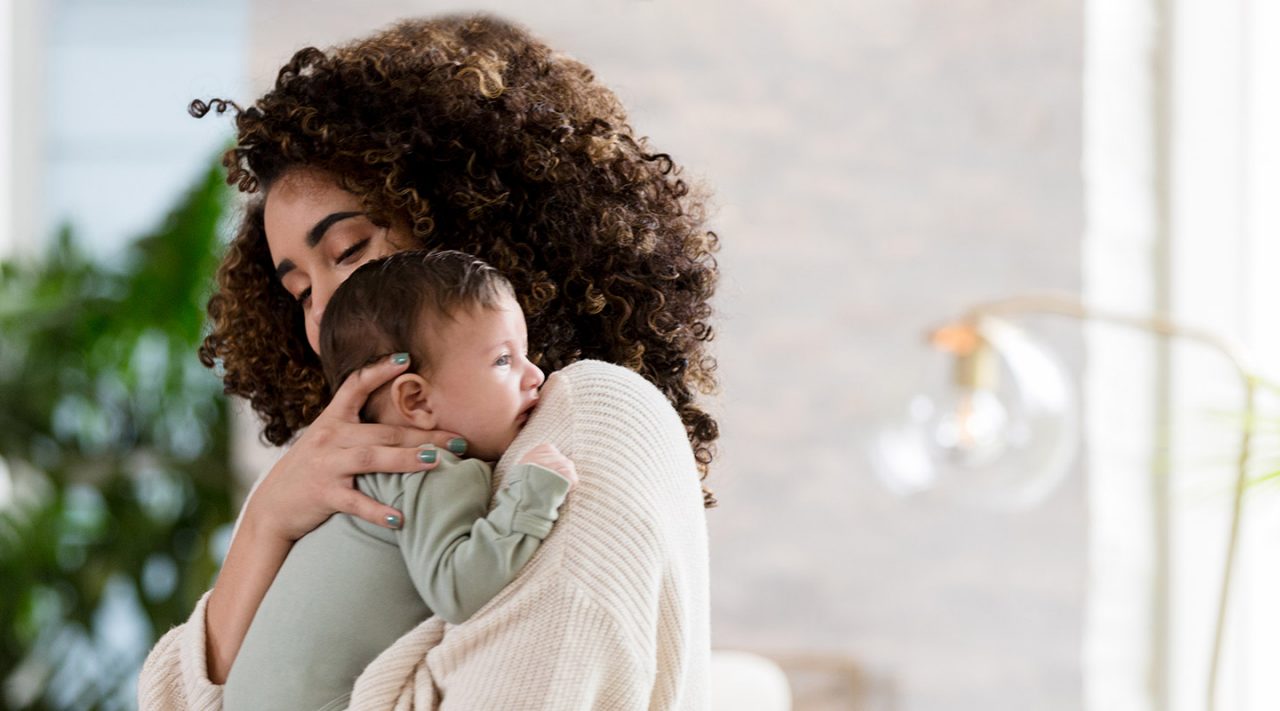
{"left": 0, "top": 161, "right": 236, "bottom": 710}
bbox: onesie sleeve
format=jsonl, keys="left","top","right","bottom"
{"left": 396, "top": 459, "right": 571, "bottom": 625}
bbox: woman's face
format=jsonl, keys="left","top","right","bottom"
{"left": 264, "top": 169, "right": 411, "bottom": 354}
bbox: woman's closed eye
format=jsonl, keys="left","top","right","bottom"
{"left": 336, "top": 238, "right": 371, "bottom": 264}
{"left": 292, "top": 238, "right": 371, "bottom": 305}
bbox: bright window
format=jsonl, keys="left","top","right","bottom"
{"left": 42, "top": 0, "right": 246, "bottom": 262}
{"left": 1085, "top": 1, "right": 1280, "bottom": 709}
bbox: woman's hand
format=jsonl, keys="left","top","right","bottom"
{"left": 246, "top": 353, "right": 466, "bottom": 542}
{"left": 207, "top": 353, "right": 462, "bottom": 683}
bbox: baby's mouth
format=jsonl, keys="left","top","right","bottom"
{"left": 517, "top": 400, "right": 538, "bottom": 423}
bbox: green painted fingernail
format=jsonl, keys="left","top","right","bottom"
{"left": 391, "top": 352, "right": 410, "bottom": 365}
{"left": 385, "top": 514, "right": 402, "bottom": 529}
{"left": 418, "top": 446, "right": 437, "bottom": 464}
{"left": 448, "top": 437, "right": 467, "bottom": 455}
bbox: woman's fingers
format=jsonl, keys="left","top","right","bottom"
{"left": 349, "top": 423, "right": 467, "bottom": 452}
{"left": 327, "top": 352, "right": 411, "bottom": 420}
{"left": 340, "top": 444, "right": 450, "bottom": 475}
{"left": 332, "top": 487, "right": 405, "bottom": 531}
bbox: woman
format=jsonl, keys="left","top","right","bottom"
{"left": 138, "top": 13, "right": 719, "bottom": 710}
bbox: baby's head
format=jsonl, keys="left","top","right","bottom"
{"left": 320, "top": 250, "right": 544, "bottom": 461}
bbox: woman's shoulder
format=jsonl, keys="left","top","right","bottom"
{"left": 550, "top": 358, "right": 649, "bottom": 386}
{"left": 532, "top": 362, "right": 707, "bottom": 610}
{"left": 546, "top": 360, "right": 678, "bottom": 421}
{"left": 539, "top": 359, "right": 691, "bottom": 468}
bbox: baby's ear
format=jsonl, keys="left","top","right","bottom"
{"left": 387, "top": 373, "right": 438, "bottom": 429}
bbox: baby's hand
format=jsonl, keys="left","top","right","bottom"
{"left": 519, "top": 443, "right": 578, "bottom": 490}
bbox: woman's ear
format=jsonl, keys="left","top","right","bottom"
{"left": 387, "top": 373, "right": 438, "bottom": 429}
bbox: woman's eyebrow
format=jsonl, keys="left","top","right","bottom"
{"left": 274, "top": 211, "right": 364, "bottom": 280}
{"left": 275, "top": 259, "right": 297, "bottom": 281}
{"left": 306, "top": 211, "right": 364, "bottom": 247}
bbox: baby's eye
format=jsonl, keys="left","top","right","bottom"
{"left": 494, "top": 354, "right": 511, "bottom": 367}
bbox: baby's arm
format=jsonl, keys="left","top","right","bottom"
{"left": 395, "top": 449, "right": 573, "bottom": 625}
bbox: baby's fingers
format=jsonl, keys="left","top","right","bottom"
{"left": 333, "top": 487, "right": 405, "bottom": 530}
{"left": 557, "top": 461, "right": 580, "bottom": 488}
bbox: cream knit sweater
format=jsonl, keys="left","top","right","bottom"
{"left": 137, "top": 360, "right": 711, "bottom": 710}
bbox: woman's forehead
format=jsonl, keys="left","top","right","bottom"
{"left": 263, "top": 170, "right": 364, "bottom": 256}
{"left": 265, "top": 170, "right": 357, "bottom": 217}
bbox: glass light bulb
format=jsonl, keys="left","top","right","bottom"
{"left": 933, "top": 388, "right": 1010, "bottom": 468}
{"left": 872, "top": 317, "right": 1078, "bottom": 510}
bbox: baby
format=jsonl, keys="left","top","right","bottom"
{"left": 223, "top": 250, "right": 576, "bottom": 711}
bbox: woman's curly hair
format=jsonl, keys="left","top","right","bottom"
{"left": 193, "top": 14, "right": 719, "bottom": 506}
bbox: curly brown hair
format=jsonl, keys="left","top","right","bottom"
{"left": 193, "top": 13, "right": 719, "bottom": 507}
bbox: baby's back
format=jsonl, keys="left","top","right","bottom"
{"left": 222, "top": 471, "right": 432, "bottom": 711}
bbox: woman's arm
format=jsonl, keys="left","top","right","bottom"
{"left": 204, "top": 510, "right": 293, "bottom": 682}
{"left": 138, "top": 508, "right": 295, "bottom": 708}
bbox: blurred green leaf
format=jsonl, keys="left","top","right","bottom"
{"left": 0, "top": 159, "right": 236, "bottom": 711}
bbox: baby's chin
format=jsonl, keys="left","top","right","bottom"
{"left": 455, "top": 409, "right": 533, "bottom": 462}
{"left": 468, "top": 430, "right": 521, "bottom": 462}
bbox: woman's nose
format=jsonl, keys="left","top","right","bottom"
{"left": 308, "top": 275, "right": 338, "bottom": 328}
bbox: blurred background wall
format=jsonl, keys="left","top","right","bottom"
{"left": 7, "top": 1, "right": 1280, "bottom": 711}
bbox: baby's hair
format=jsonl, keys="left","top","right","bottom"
{"left": 319, "top": 249, "right": 516, "bottom": 394}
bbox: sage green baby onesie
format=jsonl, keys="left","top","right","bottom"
{"left": 222, "top": 450, "right": 571, "bottom": 711}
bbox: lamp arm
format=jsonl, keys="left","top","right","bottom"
{"left": 936, "top": 291, "right": 1256, "bottom": 711}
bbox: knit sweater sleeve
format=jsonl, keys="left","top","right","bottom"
{"left": 136, "top": 591, "right": 223, "bottom": 711}
{"left": 552, "top": 361, "right": 711, "bottom": 710}
{"left": 434, "top": 575, "right": 655, "bottom": 710}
